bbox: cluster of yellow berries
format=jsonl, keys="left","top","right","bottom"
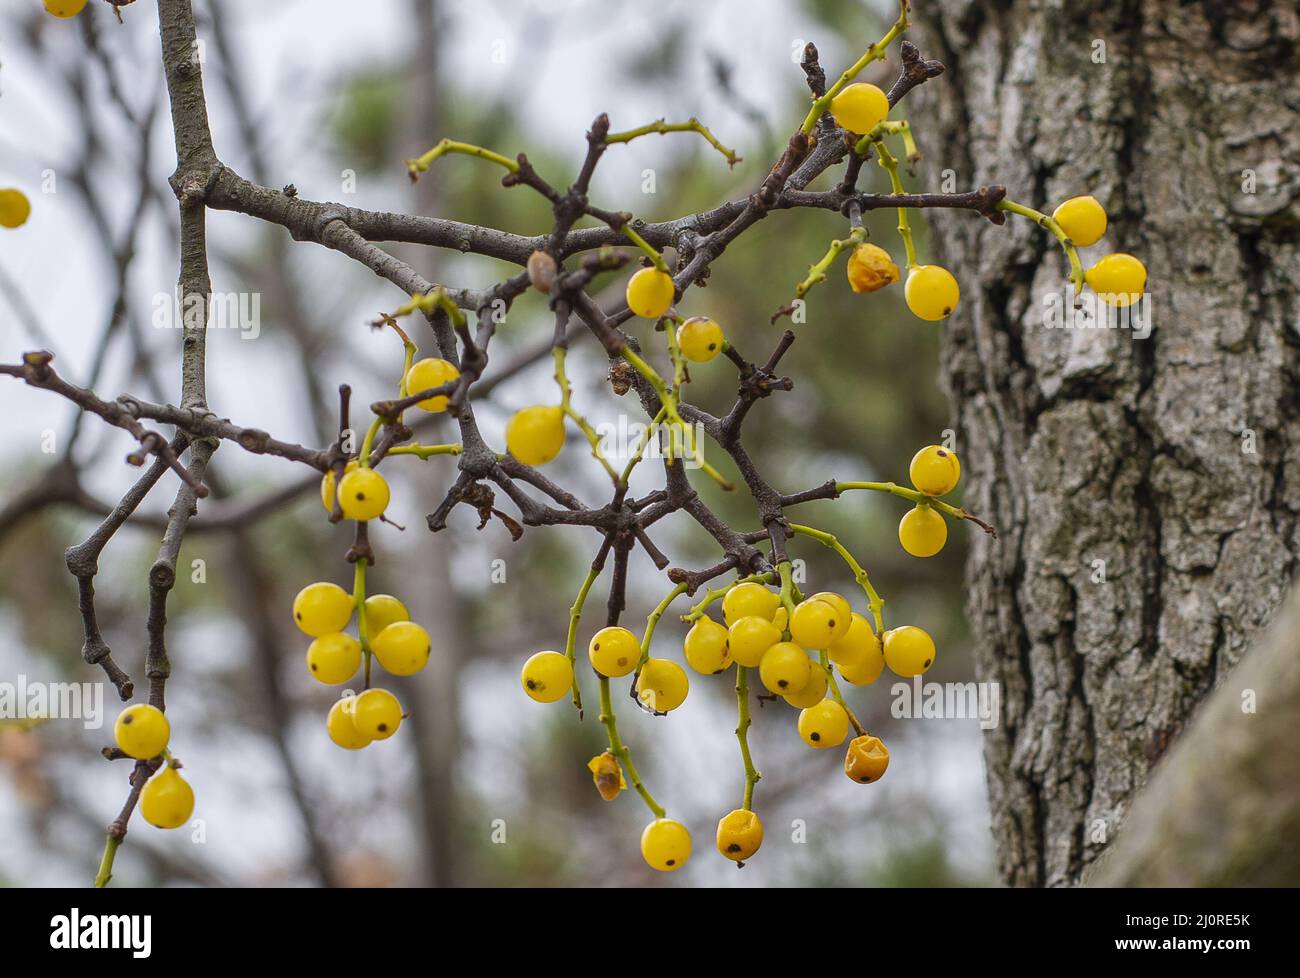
{"left": 293, "top": 582, "right": 424, "bottom": 749}
{"left": 897, "top": 445, "right": 960, "bottom": 558}
{"left": 520, "top": 570, "right": 941, "bottom": 870}
{"left": 847, "top": 199, "right": 1146, "bottom": 321}
{"left": 824, "top": 80, "right": 1146, "bottom": 321}
{"left": 112, "top": 704, "right": 194, "bottom": 830}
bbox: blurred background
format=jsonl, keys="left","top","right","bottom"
{"left": 0, "top": 0, "right": 992, "bottom": 886}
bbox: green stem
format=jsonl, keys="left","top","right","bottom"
{"left": 564, "top": 567, "right": 601, "bottom": 713}
{"left": 554, "top": 346, "right": 618, "bottom": 482}
{"left": 794, "top": 225, "right": 867, "bottom": 300}
{"left": 605, "top": 117, "right": 741, "bottom": 167}
{"left": 353, "top": 559, "right": 372, "bottom": 688}
{"left": 820, "top": 650, "right": 866, "bottom": 737}
{"left": 638, "top": 582, "right": 688, "bottom": 668}
{"left": 872, "top": 137, "right": 919, "bottom": 268}
{"left": 598, "top": 676, "right": 664, "bottom": 818}
{"left": 787, "top": 522, "right": 885, "bottom": 636}
{"left": 619, "top": 224, "right": 670, "bottom": 274}
{"left": 385, "top": 443, "right": 463, "bottom": 459}
{"left": 834, "top": 479, "right": 994, "bottom": 537}
{"left": 406, "top": 138, "right": 520, "bottom": 178}
{"left": 94, "top": 835, "right": 121, "bottom": 888}
{"left": 358, "top": 416, "right": 384, "bottom": 469}
{"left": 618, "top": 406, "right": 667, "bottom": 488}
{"left": 996, "top": 199, "right": 1085, "bottom": 294}
{"left": 681, "top": 572, "right": 775, "bottom": 623}
{"left": 735, "top": 666, "right": 760, "bottom": 810}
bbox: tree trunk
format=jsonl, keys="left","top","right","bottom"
{"left": 912, "top": 0, "right": 1300, "bottom": 886}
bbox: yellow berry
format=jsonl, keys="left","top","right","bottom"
{"left": 625, "top": 267, "right": 675, "bottom": 319}
{"left": 676, "top": 316, "right": 725, "bottom": 362}
{"left": 798, "top": 699, "right": 850, "bottom": 749}
{"left": 846, "top": 243, "right": 899, "bottom": 293}
{"left": 827, "top": 612, "right": 874, "bottom": 667}
{"left": 352, "top": 688, "right": 403, "bottom": 740}
{"left": 1085, "top": 253, "right": 1147, "bottom": 308}
{"left": 0, "top": 188, "right": 32, "bottom": 228}
{"left": 337, "top": 466, "right": 390, "bottom": 522}
{"left": 759, "top": 641, "right": 812, "bottom": 695}
{"left": 372, "top": 621, "right": 431, "bottom": 676}
{"left": 683, "top": 616, "right": 732, "bottom": 674}
{"left": 292, "top": 582, "right": 354, "bottom": 637}
{"left": 830, "top": 82, "right": 889, "bottom": 135}
{"left": 140, "top": 766, "right": 194, "bottom": 830}
{"left": 521, "top": 650, "right": 574, "bottom": 703}
{"left": 306, "top": 633, "right": 362, "bottom": 685}
{"left": 832, "top": 615, "right": 885, "bottom": 686}
{"left": 883, "top": 625, "right": 936, "bottom": 677}
{"left": 844, "top": 734, "right": 890, "bottom": 783}
{"left": 326, "top": 697, "right": 372, "bottom": 750}
{"left": 721, "top": 581, "right": 780, "bottom": 626}
{"left": 909, "top": 445, "right": 961, "bottom": 496}
{"left": 363, "top": 593, "right": 409, "bottom": 635}
{"left": 782, "top": 662, "right": 828, "bottom": 708}
{"left": 809, "top": 592, "right": 852, "bottom": 629}
{"left": 635, "top": 658, "right": 690, "bottom": 713}
{"left": 1051, "top": 195, "right": 1107, "bottom": 247}
{"left": 320, "top": 459, "right": 359, "bottom": 512}
{"left": 898, "top": 505, "right": 948, "bottom": 557}
{"left": 44, "top": 0, "right": 88, "bottom": 17}
{"left": 727, "top": 615, "right": 782, "bottom": 668}
{"left": 588, "top": 751, "right": 627, "bottom": 801}
{"left": 505, "top": 405, "right": 566, "bottom": 466}
{"left": 772, "top": 606, "right": 789, "bottom": 632}
{"left": 640, "top": 818, "right": 691, "bottom": 872}
{"left": 716, "top": 809, "right": 763, "bottom": 862}
{"left": 789, "top": 597, "right": 849, "bottom": 649}
{"left": 403, "top": 357, "right": 460, "bottom": 412}
{"left": 904, "top": 264, "right": 960, "bottom": 321}
{"left": 588, "top": 626, "right": 640, "bottom": 677}
{"left": 114, "top": 704, "right": 170, "bottom": 760}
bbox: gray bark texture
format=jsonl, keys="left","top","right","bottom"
{"left": 911, "top": 0, "right": 1300, "bottom": 886}
{"left": 1087, "top": 581, "right": 1300, "bottom": 886}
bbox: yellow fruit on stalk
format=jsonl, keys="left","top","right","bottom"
{"left": 45, "top": 0, "right": 88, "bottom": 19}
{"left": 521, "top": 651, "right": 574, "bottom": 704}
{"left": 337, "top": 467, "right": 390, "bottom": 522}
{"left": 898, "top": 505, "right": 948, "bottom": 557}
{"left": 909, "top": 445, "right": 961, "bottom": 496}
{"left": 625, "top": 267, "right": 675, "bottom": 319}
{"left": 641, "top": 818, "right": 691, "bottom": 871}
{"left": 327, "top": 698, "right": 371, "bottom": 750}
{"left": 846, "top": 243, "right": 899, "bottom": 293}
{"left": 506, "top": 405, "right": 566, "bottom": 466}
{"left": 403, "top": 357, "right": 460, "bottom": 412}
{"left": 320, "top": 459, "right": 359, "bottom": 512}
{"left": 1085, "top": 253, "right": 1147, "bottom": 308}
{"left": 1051, "top": 195, "right": 1107, "bottom": 247}
{"left": 905, "top": 264, "right": 960, "bottom": 321}
{"left": 844, "top": 734, "right": 890, "bottom": 784}
{"left": 883, "top": 625, "right": 936, "bottom": 677}
{"left": 716, "top": 809, "right": 763, "bottom": 862}
{"left": 830, "top": 82, "right": 889, "bottom": 135}
{"left": 140, "top": 767, "right": 194, "bottom": 829}
{"left": 635, "top": 658, "right": 689, "bottom": 713}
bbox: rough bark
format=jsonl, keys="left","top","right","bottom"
{"left": 1088, "top": 581, "right": 1300, "bottom": 886}
{"left": 913, "top": 0, "right": 1300, "bottom": 885}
